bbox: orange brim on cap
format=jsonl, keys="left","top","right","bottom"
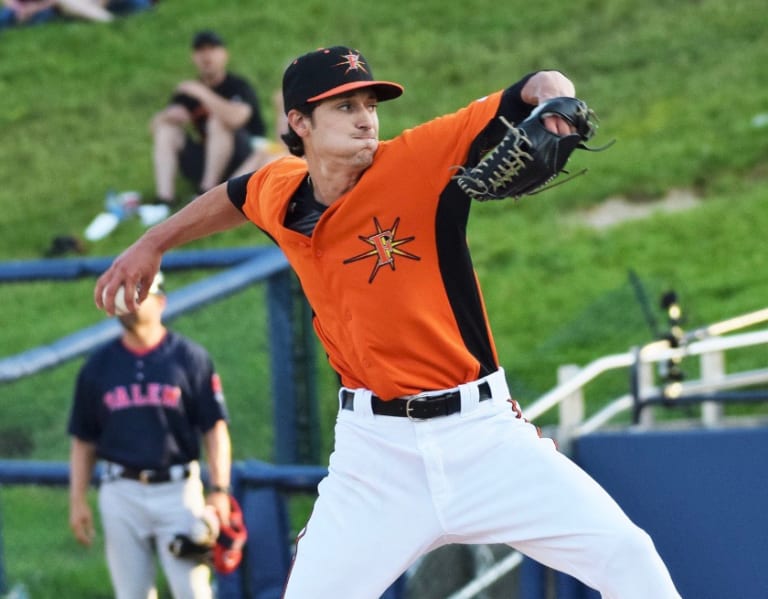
{"left": 307, "top": 80, "right": 404, "bottom": 104}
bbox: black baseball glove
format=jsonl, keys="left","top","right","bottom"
{"left": 168, "top": 495, "right": 247, "bottom": 574}
{"left": 169, "top": 534, "right": 213, "bottom": 561}
{"left": 452, "top": 97, "right": 607, "bottom": 201}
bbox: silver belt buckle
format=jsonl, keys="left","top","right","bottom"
{"left": 405, "top": 397, "right": 428, "bottom": 421}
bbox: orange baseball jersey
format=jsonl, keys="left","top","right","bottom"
{"left": 237, "top": 88, "right": 529, "bottom": 399}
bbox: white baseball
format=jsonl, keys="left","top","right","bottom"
{"left": 190, "top": 505, "right": 220, "bottom": 545}
{"left": 103, "top": 285, "right": 136, "bottom": 316}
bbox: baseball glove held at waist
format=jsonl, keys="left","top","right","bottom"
{"left": 453, "top": 97, "right": 606, "bottom": 201}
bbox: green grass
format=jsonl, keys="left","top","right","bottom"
{"left": 0, "top": 487, "right": 114, "bottom": 599}
{"left": 1, "top": 0, "right": 768, "bottom": 594}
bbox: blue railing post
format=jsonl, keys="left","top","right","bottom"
{"left": 556, "top": 571, "right": 593, "bottom": 598}
{"left": 267, "top": 270, "right": 298, "bottom": 465}
{"left": 0, "top": 496, "right": 7, "bottom": 594}
{"left": 519, "top": 556, "right": 547, "bottom": 599}
{"left": 380, "top": 574, "right": 407, "bottom": 599}
{"left": 266, "top": 270, "right": 319, "bottom": 465}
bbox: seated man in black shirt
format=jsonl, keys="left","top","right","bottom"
{"left": 149, "top": 30, "right": 266, "bottom": 216}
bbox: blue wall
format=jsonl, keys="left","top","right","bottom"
{"left": 570, "top": 426, "right": 768, "bottom": 599}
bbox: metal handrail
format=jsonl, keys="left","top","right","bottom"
{"left": 524, "top": 353, "right": 635, "bottom": 421}
{"left": 524, "top": 326, "right": 768, "bottom": 423}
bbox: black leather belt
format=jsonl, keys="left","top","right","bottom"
{"left": 341, "top": 381, "right": 492, "bottom": 420}
{"left": 111, "top": 463, "right": 192, "bottom": 484}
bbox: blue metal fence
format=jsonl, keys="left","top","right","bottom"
{"left": 0, "top": 249, "right": 334, "bottom": 596}
{"left": 0, "top": 459, "right": 407, "bottom": 598}
{"left": 0, "top": 248, "right": 318, "bottom": 464}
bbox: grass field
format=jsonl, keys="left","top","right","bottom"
{"left": 1, "top": 0, "right": 767, "bottom": 595}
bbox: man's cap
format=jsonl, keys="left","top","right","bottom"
{"left": 282, "top": 46, "right": 403, "bottom": 113}
{"left": 192, "top": 30, "right": 225, "bottom": 50}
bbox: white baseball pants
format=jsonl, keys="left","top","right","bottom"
{"left": 282, "top": 369, "right": 681, "bottom": 599}
{"left": 98, "top": 469, "right": 212, "bottom": 599}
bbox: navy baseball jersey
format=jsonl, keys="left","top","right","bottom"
{"left": 67, "top": 331, "right": 228, "bottom": 470}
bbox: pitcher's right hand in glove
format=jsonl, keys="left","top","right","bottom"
{"left": 452, "top": 96, "right": 607, "bottom": 201}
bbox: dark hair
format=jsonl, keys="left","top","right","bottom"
{"left": 280, "top": 102, "right": 316, "bottom": 157}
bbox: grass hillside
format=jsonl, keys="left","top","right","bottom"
{"left": 0, "top": 0, "right": 767, "bottom": 594}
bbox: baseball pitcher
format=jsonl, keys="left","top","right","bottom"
{"left": 96, "top": 46, "right": 681, "bottom": 599}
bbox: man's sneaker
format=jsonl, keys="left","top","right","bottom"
{"left": 138, "top": 202, "right": 171, "bottom": 227}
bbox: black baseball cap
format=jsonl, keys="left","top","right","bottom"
{"left": 192, "top": 30, "right": 225, "bottom": 50}
{"left": 282, "top": 46, "right": 403, "bottom": 114}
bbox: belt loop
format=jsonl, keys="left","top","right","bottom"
{"left": 101, "top": 462, "right": 120, "bottom": 483}
{"left": 169, "top": 464, "right": 184, "bottom": 481}
{"left": 354, "top": 389, "right": 376, "bottom": 420}
{"left": 486, "top": 367, "right": 511, "bottom": 404}
{"left": 458, "top": 381, "right": 480, "bottom": 417}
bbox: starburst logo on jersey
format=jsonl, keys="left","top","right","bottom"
{"left": 336, "top": 51, "right": 368, "bottom": 75}
{"left": 343, "top": 216, "right": 420, "bottom": 283}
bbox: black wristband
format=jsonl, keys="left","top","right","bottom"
{"left": 209, "top": 484, "right": 231, "bottom": 495}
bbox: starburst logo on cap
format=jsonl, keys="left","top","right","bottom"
{"left": 335, "top": 51, "right": 368, "bottom": 75}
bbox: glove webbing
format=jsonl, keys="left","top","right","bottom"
{"left": 452, "top": 116, "right": 534, "bottom": 201}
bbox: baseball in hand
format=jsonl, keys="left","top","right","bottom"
{"left": 103, "top": 285, "right": 137, "bottom": 316}
{"left": 190, "top": 505, "right": 220, "bottom": 545}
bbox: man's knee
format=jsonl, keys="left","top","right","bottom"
{"left": 152, "top": 124, "right": 186, "bottom": 157}
{"left": 599, "top": 523, "right": 678, "bottom": 596}
{"left": 204, "top": 115, "right": 237, "bottom": 139}
{"left": 609, "top": 524, "right": 657, "bottom": 565}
